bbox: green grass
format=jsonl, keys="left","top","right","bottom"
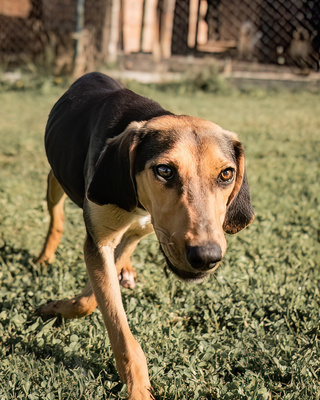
{"left": 0, "top": 77, "right": 320, "bottom": 399}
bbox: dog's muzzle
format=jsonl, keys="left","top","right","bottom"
{"left": 160, "top": 243, "right": 222, "bottom": 283}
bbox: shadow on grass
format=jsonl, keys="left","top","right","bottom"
{"left": 0, "top": 240, "right": 125, "bottom": 397}
{"left": 0, "top": 240, "right": 34, "bottom": 269}
{"left": 18, "top": 326, "right": 125, "bottom": 397}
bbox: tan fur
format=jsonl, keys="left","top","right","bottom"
{"left": 36, "top": 170, "right": 67, "bottom": 264}
{"left": 136, "top": 117, "right": 237, "bottom": 274}
{"left": 37, "top": 281, "right": 97, "bottom": 319}
{"left": 115, "top": 214, "right": 153, "bottom": 288}
{"left": 83, "top": 203, "right": 152, "bottom": 399}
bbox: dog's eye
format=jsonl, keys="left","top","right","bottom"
{"left": 219, "top": 168, "right": 235, "bottom": 183}
{"left": 154, "top": 164, "right": 174, "bottom": 180}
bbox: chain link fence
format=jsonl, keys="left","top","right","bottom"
{"left": 0, "top": 0, "right": 319, "bottom": 74}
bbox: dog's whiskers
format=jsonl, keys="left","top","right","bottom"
{"left": 153, "top": 226, "right": 182, "bottom": 265}
{"left": 157, "top": 240, "right": 175, "bottom": 247}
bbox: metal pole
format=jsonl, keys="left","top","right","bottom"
{"left": 75, "top": 0, "right": 85, "bottom": 59}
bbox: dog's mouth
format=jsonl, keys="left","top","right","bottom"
{"left": 160, "top": 247, "right": 209, "bottom": 283}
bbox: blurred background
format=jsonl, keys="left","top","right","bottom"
{"left": 0, "top": 0, "right": 320, "bottom": 84}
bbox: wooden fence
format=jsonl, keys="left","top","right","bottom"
{"left": 0, "top": 0, "right": 319, "bottom": 74}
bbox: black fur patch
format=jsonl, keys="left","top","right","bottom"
{"left": 44, "top": 72, "right": 172, "bottom": 209}
{"left": 134, "top": 129, "right": 178, "bottom": 174}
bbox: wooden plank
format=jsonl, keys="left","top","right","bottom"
{"left": 0, "top": 0, "right": 31, "bottom": 18}
{"left": 160, "top": 0, "right": 176, "bottom": 59}
{"left": 122, "top": 0, "right": 144, "bottom": 54}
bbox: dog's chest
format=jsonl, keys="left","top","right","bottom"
{"left": 134, "top": 208, "right": 151, "bottom": 229}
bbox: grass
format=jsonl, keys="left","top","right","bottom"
{"left": 0, "top": 76, "right": 320, "bottom": 399}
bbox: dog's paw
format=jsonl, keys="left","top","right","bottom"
{"left": 35, "top": 300, "right": 64, "bottom": 325}
{"left": 34, "top": 253, "right": 54, "bottom": 265}
{"left": 127, "top": 385, "right": 155, "bottom": 400}
{"left": 118, "top": 269, "right": 136, "bottom": 289}
{"left": 36, "top": 300, "right": 60, "bottom": 318}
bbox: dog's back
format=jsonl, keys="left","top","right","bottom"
{"left": 45, "top": 72, "right": 170, "bottom": 208}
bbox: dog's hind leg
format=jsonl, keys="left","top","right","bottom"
{"left": 36, "top": 170, "right": 67, "bottom": 264}
{"left": 36, "top": 280, "right": 98, "bottom": 319}
{"left": 115, "top": 217, "right": 154, "bottom": 289}
{"left": 36, "top": 171, "right": 98, "bottom": 319}
{"left": 36, "top": 218, "right": 153, "bottom": 318}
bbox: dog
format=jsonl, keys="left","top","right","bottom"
{"left": 36, "top": 72, "right": 254, "bottom": 399}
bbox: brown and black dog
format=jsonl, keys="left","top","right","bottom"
{"left": 36, "top": 72, "right": 254, "bottom": 399}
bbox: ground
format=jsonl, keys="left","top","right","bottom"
{"left": 0, "top": 76, "right": 319, "bottom": 399}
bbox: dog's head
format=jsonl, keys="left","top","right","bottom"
{"left": 87, "top": 115, "right": 254, "bottom": 282}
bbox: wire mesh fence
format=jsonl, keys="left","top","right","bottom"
{"left": 0, "top": 0, "right": 319, "bottom": 74}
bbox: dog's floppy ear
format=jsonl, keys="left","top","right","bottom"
{"left": 223, "top": 137, "right": 254, "bottom": 234}
{"left": 86, "top": 121, "right": 144, "bottom": 212}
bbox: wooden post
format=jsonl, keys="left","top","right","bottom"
{"left": 188, "top": 0, "right": 199, "bottom": 48}
{"left": 197, "top": 0, "right": 208, "bottom": 46}
{"left": 160, "top": 0, "right": 176, "bottom": 59}
{"left": 0, "top": 0, "right": 31, "bottom": 18}
{"left": 141, "top": 0, "right": 157, "bottom": 53}
{"left": 122, "top": 0, "right": 144, "bottom": 53}
{"left": 104, "top": 0, "right": 121, "bottom": 62}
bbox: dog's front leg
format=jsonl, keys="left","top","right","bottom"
{"left": 84, "top": 233, "right": 153, "bottom": 400}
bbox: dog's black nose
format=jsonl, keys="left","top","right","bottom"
{"left": 186, "top": 244, "right": 222, "bottom": 271}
